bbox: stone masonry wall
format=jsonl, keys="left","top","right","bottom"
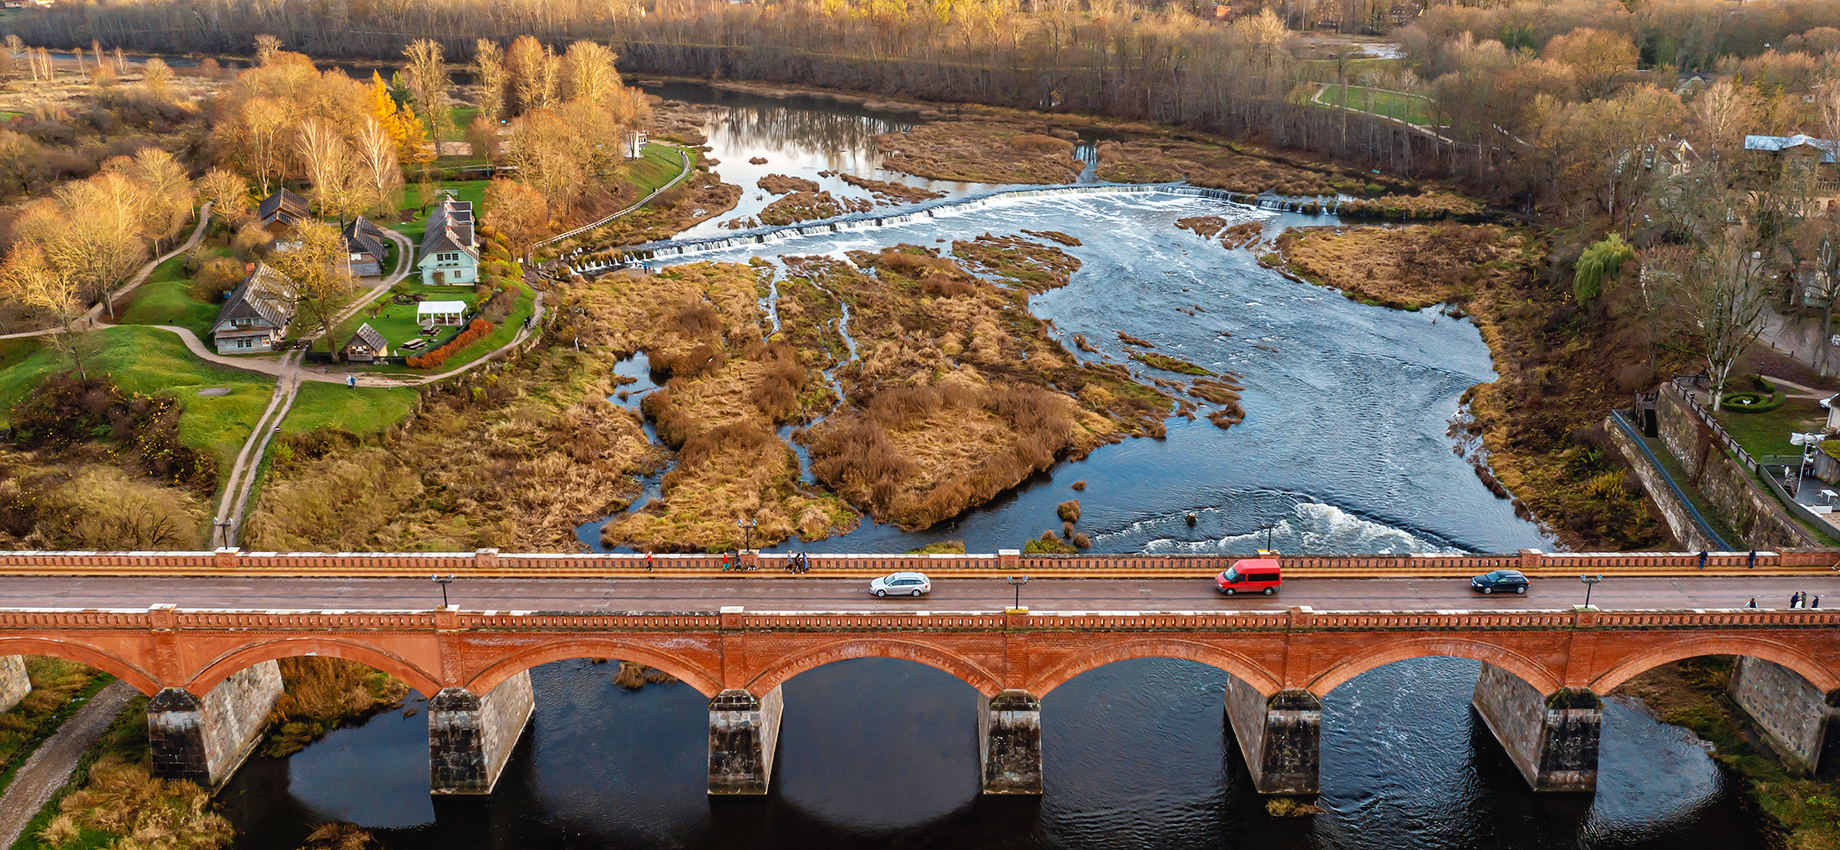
{"left": 1471, "top": 662, "right": 1599, "bottom": 792}
{"left": 148, "top": 661, "right": 282, "bottom": 787}
{"left": 707, "top": 687, "right": 783, "bottom": 795}
{"left": 428, "top": 670, "right": 535, "bottom": 794}
{"left": 1654, "top": 388, "right": 1811, "bottom": 550}
{"left": 1472, "top": 662, "right": 1554, "bottom": 789}
{"left": 1222, "top": 678, "right": 1320, "bottom": 795}
{"left": 978, "top": 690, "right": 1042, "bottom": 794}
{"left": 1730, "top": 655, "right": 1834, "bottom": 775}
{"left": 1222, "top": 675, "right": 1270, "bottom": 784}
{"left": 1604, "top": 413, "right": 1720, "bottom": 551}
{"left": 0, "top": 655, "right": 29, "bottom": 714}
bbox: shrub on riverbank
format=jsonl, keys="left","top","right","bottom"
{"left": 263, "top": 657, "right": 409, "bottom": 757}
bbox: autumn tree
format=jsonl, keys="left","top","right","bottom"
{"left": 505, "top": 36, "right": 558, "bottom": 117}
{"left": 197, "top": 168, "right": 251, "bottom": 224}
{"left": 1542, "top": 28, "right": 1637, "bottom": 101}
{"left": 141, "top": 57, "right": 172, "bottom": 101}
{"left": 25, "top": 172, "right": 152, "bottom": 318}
{"left": 473, "top": 39, "right": 508, "bottom": 124}
{"left": 229, "top": 97, "right": 290, "bottom": 195}
{"left": 562, "top": 41, "right": 619, "bottom": 106}
{"left": 483, "top": 179, "right": 549, "bottom": 254}
{"left": 112, "top": 147, "right": 195, "bottom": 245}
{"left": 353, "top": 115, "right": 404, "bottom": 218}
{"left": 295, "top": 117, "right": 366, "bottom": 223}
{"left": 254, "top": 34, "right": 282, "bottom": 66}
{"left": 268, "top": 220, "right": 354, "bottom": 361}
{"left": 0, "top": 245, "right": 90, "bottom": 379}
{"left": 401, "top": 39, "right": 453, "bottom": 146}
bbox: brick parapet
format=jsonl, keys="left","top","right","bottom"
{"left": 0, "top": 548, "right": 1831, "bottom": 579}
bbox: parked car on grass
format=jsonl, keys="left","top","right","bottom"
{"left": 1471, "top": 569, "right": 1529, "bottom": 595}
{"left": 1216, "top": 558, "right": 1281, "bottom": 596}
{"left": 871, "top": 571, "right": 931, "bottom": 597}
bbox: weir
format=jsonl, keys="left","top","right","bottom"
{"left": 551, "top": 182, "right": 1349, "bottom": 277}
{"left": 429, "top": 670, "right": 536, "bottom": 794}
{"left": 148, "top": 661, "right": 283, "bottom": 788}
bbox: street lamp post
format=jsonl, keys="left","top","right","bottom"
{"left": 737, "top": 519, "right": 758, "bottom": 553}
{"left": 1006, "top": 575, "right": 1030, "bottom": 609}
{"left": 213, "top": 517, "right": 233, "bottom": 548}
{"left": 1580, "top": 574, "right": 1604, "bottom": 609}
{"left": 432, "top": 574, "right": 455, "bottom": 608}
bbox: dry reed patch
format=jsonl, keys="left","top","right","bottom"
{"left": 1095, "top": 140, "right": 1337, "bottom": 196}
{"left": 1177, "top": 216, "right": 1229, "bottom": 239}
{"left": 838, "top": 174, "right": 946, "bottom": 204}
{"left": 758, "top": 190, "right": 872, "bottom": 226}
{"left": 53, "top": 758, "right": 233, "bottom": 850}
{"left": 875, "top": 120, "right": 1083, "bottom": 184}
{"left": 264, "top": 657, "right": 408, "bottom": 757}
{"left": 0, "top": 450, "right": 210, "bottom": 550}
{"left": 757, "top": 174, "right": 820, "bottom": 195}
{"left": 611, "top": 661, "right": 680, "bottom": 690}
{"left": 299, "top": 822, "right": 383, "bottom": 850}
{"left": 1339, "top": 191, "right": 1480, "bottom": 219}
{"left": 951, "top": 234, "right": 1083, "bottom": 293}
{"left": 1269, "top": 223, "right": 1664, "bottom": 550}
{"left": 1220, "top": 222, "right": 1265, "bottom": 250}
{"left": 1023, "top": 230, "right": 1082, "bottom": 247}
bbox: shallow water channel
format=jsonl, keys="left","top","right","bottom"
{"left": 218, "top": 86, "right": 1769, "bottom": 849}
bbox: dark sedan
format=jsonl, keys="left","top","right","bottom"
{"left": 1471, "top": 569, "right": 1529, "bottom": 595}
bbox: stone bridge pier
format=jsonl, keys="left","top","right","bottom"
{"left": 148, "top": 661, "right": 284, "bottom": 788}
{"left": 429, "top": 671, "right": 536, "bottom": 794}
{"left": 1729, "top": 656, "right": 1840, "bottom": 779}
{"left": 1471, "top": 662, "right": 1601, "bottom": 792}
{"left": 0, "top": 655, "right": 29, "bottom": 715}
{"left": 708, "top": 687, "right": 784, "bottom": 794}
{"left": 980, "top": 690, "right": 1042, "bottom": 794}
{"left": 1223, "top": 678, "right": 1321, "bottom": 795}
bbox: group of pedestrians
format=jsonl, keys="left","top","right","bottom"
{"left": 1745, "top": 592, "right": 1822, "bottom": 608}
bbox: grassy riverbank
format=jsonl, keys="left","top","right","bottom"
{"left": 1620, "top": 658, "right": 1840, "bottom": 848}
{"left": 263, "top": 658, "right": 409, "bottom": 757}
{"left": 0, "top": 660, "right": 114, "bottom": 800}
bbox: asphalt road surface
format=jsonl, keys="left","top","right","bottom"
{"left": 0, "top": 575, "right": 1833, "bottom": 613}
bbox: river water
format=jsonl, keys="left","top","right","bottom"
{"left": 218, "top": 86, "right": 1768, "bottom": 849}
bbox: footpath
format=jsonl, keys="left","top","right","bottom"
{"left": 0, "top": 681, "right": 137, "bottom": 849}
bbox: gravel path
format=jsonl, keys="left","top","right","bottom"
{"left": 0, "top": 681, "right": 138, "bottom": 849}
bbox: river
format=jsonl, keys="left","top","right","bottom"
{"left": 218, "top": 85, "right": 1769, "bottom": 850}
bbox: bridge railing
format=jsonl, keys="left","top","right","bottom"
{"left": 0, "top": 547, "right": 1831, "bottom": 578}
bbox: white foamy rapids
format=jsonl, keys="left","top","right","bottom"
{"left": 1134, "top": 502, "right": 1463, "bottom": 556}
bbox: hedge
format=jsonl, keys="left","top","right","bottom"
{"left": 407, "top": 318, "right": 496, "bottom": 369}
{"left": 1722, "top": 391, "right": 1786, "bottom": 414}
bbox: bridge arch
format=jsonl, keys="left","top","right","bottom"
{"left": 186, "top": 638, "right": 443, "bottom": 697}
{"left": 1026, "top": 638, "right": 1284, "bottom": 698}
{"left": 1591, "top": 636, "right": 1840, "bottom": 694}
{"left": 0, "top": 637, "right": 161, "bottom": 695}
{"left": 466, "top": 640, "right": 724, "bottom": 697}
{"left": 744, "top": 638, "right": 1005, "bottom": 697}
{"left": 1306, "top": 636, "right": 1562, "bottom": 697}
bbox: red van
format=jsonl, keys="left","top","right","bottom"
{"left": 1216, "top": 558, "right": 1281, "bottom": 596}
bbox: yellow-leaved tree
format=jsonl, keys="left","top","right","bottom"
{"left": 367, "top": 72, "right": 432, "bottom": 165}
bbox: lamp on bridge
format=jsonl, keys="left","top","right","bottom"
{"left": 213, "top": 516, "right": 233, "bottom": 548}
{"left": 1580, "top": 574, "right": 1604, "bottom": 610}
{"left": 1258, "top": 522, "right": 1278, "bottom": 552}
{"left": 1006, "top": 575, "right": 1030, "bottom": 610}
{"left": 432, "top": 574, "right": 456, "bottom": 608}
{"left": 737, "top": 518, "right": 758, "bottom": 554}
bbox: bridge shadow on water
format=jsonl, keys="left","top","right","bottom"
{"left": 219, "top": 656, "right": 1768, "bottom": 850}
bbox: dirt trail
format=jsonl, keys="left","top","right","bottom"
{"left": 0, "top": 681, "right": 137, "bottom": 850}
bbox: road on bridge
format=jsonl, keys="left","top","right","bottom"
{"left": 1, "top": 575, "right": 1835, "bottom": 612}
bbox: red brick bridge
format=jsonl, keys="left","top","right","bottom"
{"left": 0, "top": 547, "right": 1835, "bottom": 798}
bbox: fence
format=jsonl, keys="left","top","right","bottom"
{"left": 1664, "top": 380, "right": 1832, "bottom": 546}
{"left": 529, "top": 148, "right": 694, "bottom": 266}
{"left": 1609, "top": 409, "right": 1735, "bottom": 551}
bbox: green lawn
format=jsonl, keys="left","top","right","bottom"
{"left": 417, "top": 283, "right": 534, "bottom": 372}
{"left": 1712, "top": 396, "right": 1826, "bottom": 460}
{"left": 284, "top": 382, "right": 418, "bottom": 436}
{"left": 116, "top": 251, "right": 232, "bottom": 340}
{"left": 318, "top": 296, "right": 474, "bottom": 355}
{"left": 445, "top": 106, "right": 482, "bottom": 141}
{"left": 622, "top": 143, "right": 691, "bottom": 195}
{"left": 1315, "top": 84, "right": 1437, "bottom": 127}
{"left": 0, "top": 327, "right": 277, "bottom": 476}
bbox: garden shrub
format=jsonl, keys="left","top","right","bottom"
{"left": 406, "top": 318, "right": 496, "bottom": 369}
{"left": 1721, "top": 391, "right": 1785, "bottom": 414}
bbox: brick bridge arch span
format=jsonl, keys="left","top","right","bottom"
{"left": 1306, "top": 636, "right": 1562, "bottom": 697}
{"left": 1591, "top": 636, "right": 1840, "bottom": 694}
{"left": 1026, "top": 638, "right": 1284, "bottom": 698}
{"left": 186, "top": 638, "right": 444, "bottom": 697}
{"left": 466, "top": 640, "right": 724, "bottom": 697}
{"left": 744, "top": 638, "right": 1005, "bottom": 697}
{"left": 0, "top": 637, "right": 161, "bottom": 695}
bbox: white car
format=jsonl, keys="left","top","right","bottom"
{"left": 871, "top": 571, "right": 931, "bottom": 598}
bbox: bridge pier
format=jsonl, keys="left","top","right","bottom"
{"left": 148, "top": 661, "right": 283, "bottom": 787}
{"left": 979, "top": 690, "right": 1042, "bottom": 794}
{"left": 1223, "top": 678, "right": 1320, "bottom": 795}
{"left": 1470, "top": 662, "right": 1600, "bottom": 792}
{"left": 708, "top": 687, "right": 782, "bottom": 795}
{"left": 1729, "top": 656, "right": 1840, "bottom": 778}
{"left": 0, "top": 655, "right": 29, "bottom": 714}
{"left": 429, "top": 670, "right": 535, "bottom": 795}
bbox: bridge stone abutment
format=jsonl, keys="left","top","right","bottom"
{"left": 0, "top": 656, "right": 29, "bottom": 714}
{"left": 429, "top": 670, "right": 535, "bottom": 795}
{"left": 1728, "top": 656, "right": 1840, "bottom": 778}
{"left": 979, "top": 690, "right": 1042, "bottom": 794}
{"left": 1470, "top": 662, "right": 1600, "bottom": 792}
{"left": 1223, "top": 677, "right": 1320, "bottom": 795}
{"left": 708, "top": 687, "right": 783, "bottom": 795}
{"left": 148, "top": 660, "right": 283, "bottom": 787}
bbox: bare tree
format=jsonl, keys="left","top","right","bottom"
{"left": 40, "top": 173, "right": 151, "bottom": 319}
{"left": 0, "top": 245, "right": 91, "bottom": 379}
{"left": 473, "top": 39, "right": 508, "bottom": 124}
{"left": 112, "top": 147, "right": 195, "bottom": 244}
{"left": 254, "top": 34, "right": 282, "bottom": 66}
{"left": 1665, "top": 228, "right": 1773, "bottom": 411}
{"left": 294, "top": 117, "right": 363, "bottom": 223}
{"left": 141, "top": 56, "right": 173, "bottom": 100}
{"left": 353, "top": 114, "right": 404, "bottom": 218}
{"left": 562, "top": 41, "right": 618, "bottom": 106}
{"left": 197, "top": 168, "right": 252, "bottom": 224}
{"left": 239, "top": 97, "right": 290, "bottom": 196}
{"left": 402, "top": 39, "right": 453, "bottom": 146}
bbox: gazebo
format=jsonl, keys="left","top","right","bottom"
{"left": 416, "top": 300, "right": 467, "bottom": 329}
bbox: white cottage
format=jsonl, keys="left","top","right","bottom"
{"left": 417, "top": 196, "right": 479, "bottom": 286}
